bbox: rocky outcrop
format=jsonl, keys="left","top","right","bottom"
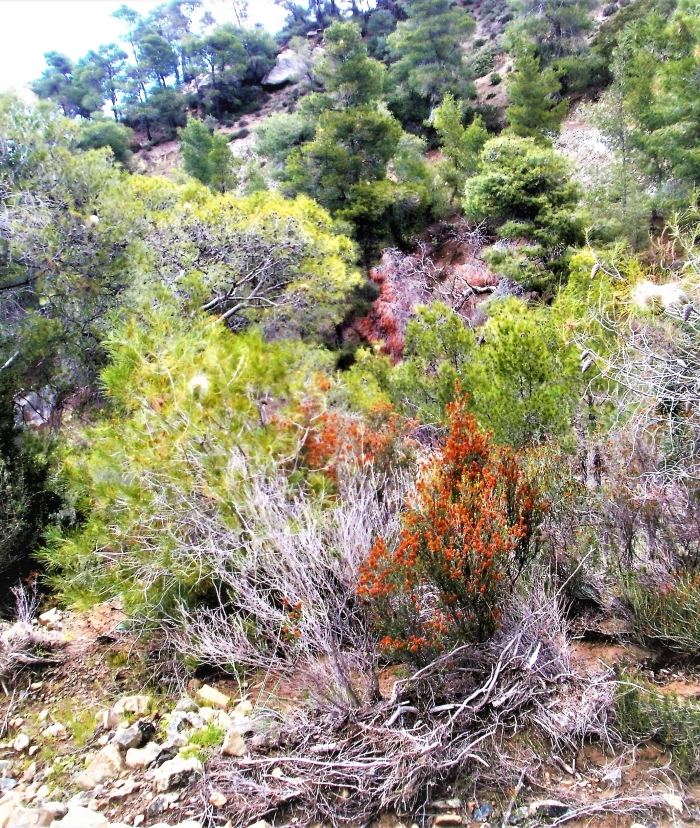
{"left": 262, "top": 50, "right": 309, "bottom": 88}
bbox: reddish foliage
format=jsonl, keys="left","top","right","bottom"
{"left": 279, "top": 377, "right": 416, "bottom": 482}
{"left": 358, "top": 395, "right": 548, "bottom": 661}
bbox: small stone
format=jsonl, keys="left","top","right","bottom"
{"left": 221, "top": 729, "right": 247, "bottom": 758}
{"left": 38, "top": 609, "right": 61, "bottom": 628}
{"left": 20, "top": 767, "right": 35, "bottom": 785}
{"left": 472, "top": 803, "right": 493, "bottom": 822}
{"left": 29, "top": 685, "right": 42, "bottom": 692}
{"left": 0, "top": 762, "right": 12, "bottom": 776}
{"left": 111, "top": 697, "right": 151, "bottom": 717}
{"left": 663, "top": 793, "right": 683, "bottom": 812}
{"left": 176, "top": 822, "right": 202, "bottom": 828}
{"left": 246, "top": 821, "right": 272, "bottom": 828}
{"left": 41, "top": 725, "right": 66, "bottom": 740}
{"left": 125, "top": 742, "right": 162, "bottom": 770}
{"left": 53, "top": 807, "right": 109, "bottom": 828}
{"left": 270, "top": 768, "right": 283, "bottom": 779}
{"left": 233, "top": 699, "right": 253, "bottom": 715}
{"left": 216, "top": 711, "right": 232, "bottom": 731}
{"left": 183, "top": 713, "right": 205, "bottom": 730}
{"left": 173, "top": 698, "right": 198, "bottom": 714}
{"left": 74, "top": 746, "right": 124, "bottom": 791}
{"left": 195, "top": 685, "right": 229, "bottom": 710}
{"left": 528, "top": 800, "right": 570, "bottom": 819}
{"left": 433, "top": 816, "right": 462, "bottom": 827}
{"left": 198, "top": 707, "right": 216, "bottom": 723}
{"left": 146, "top": 796, "right": 168, "bottom": 818}
{"left": 6, "top": 806, "right": 53, "bottom": 828}
{"left": 111, "top": 725, "right": 142, "bottom": 751}
{"left": 36, "top": 712, "right": 48, "bottom": 725}
{"left": 33, "top": 789, "right": 48, "bottom": 804}
{"left": 27, "top": 751, "right": 38, "bottom": 759}
{"left": 132, "top": 816, "right": 144, "bottom": 827}
{"left": 42, "top": 804, "right": 67, "bottom": 821}
{"left": 0, "top": 783, "right": 15, "bottom": 795}
{"left": 152, "top": 758, "right": 203, "bottom": 793}
{"left": 12, "top": 737, "right": 29, "bottom": 754}
{"left": 208, "top": 791, "right": 227, "bottom": 808}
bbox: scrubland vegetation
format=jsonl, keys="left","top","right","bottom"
{"left": 6, "top": 0, "right": 700, "bottom": 823}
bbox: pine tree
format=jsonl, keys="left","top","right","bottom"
{"left": 506, "top": 43, "right": 568, "bottom": 141}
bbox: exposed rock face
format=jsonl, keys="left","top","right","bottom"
{"left": 262, "top": 50, "right": 308, "bottom": 87}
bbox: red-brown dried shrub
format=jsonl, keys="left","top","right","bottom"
{"left": 358, "top": 396, "right": 548, "bottom": 662}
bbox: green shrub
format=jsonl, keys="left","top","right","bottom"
{"left": 615, "top": 681, "right": 700, "bottom": 777}
{"left": 623, "top": 571, "right": 700, "bottom": 656}
{"left": 490, "top": 73, "right": 502, "bottom": 85}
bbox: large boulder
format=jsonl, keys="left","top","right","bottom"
{"left": 262, "top": 50, "right": 308, "bottom": 88}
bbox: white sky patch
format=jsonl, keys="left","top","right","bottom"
{"left": 0, "top": 0, "right": 287, "bottom": 96}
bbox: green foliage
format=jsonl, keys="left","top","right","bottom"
{"left": 615, "top": 681, "right": 700, "bottom": 776}
{"left": 317, "top": 21, "right": 387, "bottom": 107}
{"left": 431, "top": 94, "right": 488, "bottom": 199}
{"left": 505, "top": 42, "right": 568, "bottom": 141}
{"left": 255, "top": 111, "right": 316, "bottom": 170}
{"left": 0, "top": 93, "right": 149, "bottom": 395}
{"left": 387, "top": 0, "right": 475, "bottom": 124}
{"left": 381, "top": 299, "right": 579, "bottom": 447}
{"left": 147, "top": 189, "right": 362, "bottom": 342}
{"left": 179, "top": 118, "right": 238, "bottom": 192}
{"left": 76, "top": 118, "right": 134, "bottom": 164}
{"left": 507, "top": 0, "right": 596, "bottom": 61}
{"left": 41, "top": 301, "right": 313, "bottom": 613}
{"left": 623, "top": 570, "right": 700, "bottom": 655}
{"left": 464, "top": 135, "right": 582, "bottom": 293}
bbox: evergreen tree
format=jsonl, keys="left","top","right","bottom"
{"left": 387, "top": 0, "right": 475, "bottom": 116}
{"left": 431, "top": 93, "right": 488, "bottom": 199}
{"left": 179, "top": 118, "right": 238, "bottom": 192}
{"left": 506, "top": 42, "right": 568, "bottom": 141}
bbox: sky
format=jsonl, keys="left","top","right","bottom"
{"left": 0, "top": 0, "right": 288, "bottom": 95}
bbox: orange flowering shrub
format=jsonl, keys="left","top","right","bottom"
{"left": 358, "top": 396, "right": 548, "bottom": 662}
{"left": 280, "top": 378, "right": 415, "bottom": 482}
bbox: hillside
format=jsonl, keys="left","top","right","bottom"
{"left": 5, "top": 0, "right": 700, "bottom": 827}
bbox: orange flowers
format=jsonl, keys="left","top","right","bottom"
{"left": 358, "top": 395, "right": 548, "bottom": 662}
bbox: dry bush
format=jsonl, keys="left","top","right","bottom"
{"left": 200, "top": 581, "right": 615, "bottom": 828}
{"left": 0, "top": 582, "right": 62, "bottom": 690}
{"left": 172, "top": 465, "right": 409, "bottom": 708}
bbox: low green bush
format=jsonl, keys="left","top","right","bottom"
{"left": 615, "top": 680, "right": 700, "bottom": 777}
{"left": 623, "top": 571, "right": 700, "bottom": 656}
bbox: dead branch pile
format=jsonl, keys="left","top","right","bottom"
{"left": 202, "top": 594, "right": 615, "bottom": 828}
{"left": 0, "top": 585, "right": 62, "bottom": 690}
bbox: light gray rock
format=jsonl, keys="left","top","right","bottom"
{"left": 152, "top": 758, "right": 203, "bottom": 793}
{"left": 111, "top": 724, "right": 142, "bottom": 751}
{"left": 12, "top": 736, "right": 29, "bottom": 754}
{"left": 111, "top": 696, "right": 151, "bottom": 717}
{"left": 221, "top": 729, "right": 247, "bottom": 757}
{"left": 74, "top": 745, "right": 124, "bottom": 791}
{"left": 173, "top": 698, "right": 198, "bottom": 713}
{"left": 262, "top": 50, "right": 308, "bottom": 87}
{"left": 183, "top": 713, "right": 205, "bottom": 730}
{"left": 125, "top": 742, "right": 162, "bottom": 770}
{"left": 40, "top": 804, "right": 67, "bottom": 821}
{"left": 5, "top": 807, "right": 53, "bottom": 828}
{"left": 51, "top": 806, "right": 108, "bottom": 828}
{"left": 194, "top": 685, "right": 229, "bottom": 710}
